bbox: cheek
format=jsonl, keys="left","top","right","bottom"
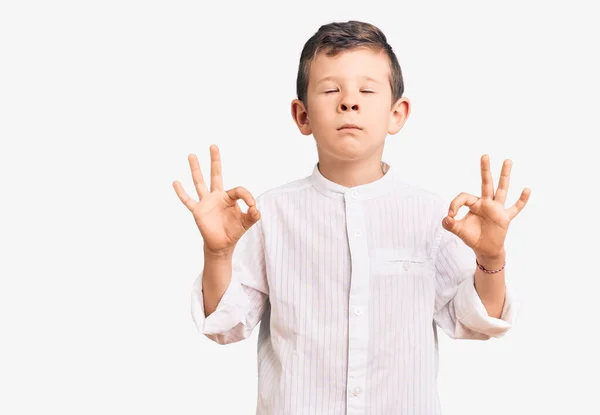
{"left": 366, "top": 105, "right": 391, "bottom": 127}
{"left": 308, "top": 106, "right": 333, "bottom": 127}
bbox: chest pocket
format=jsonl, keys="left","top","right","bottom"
{"left": 370, "top": 247, "right": 432, "bottom": 279}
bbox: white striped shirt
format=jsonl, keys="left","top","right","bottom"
{"left": 191, "top": 161, "right": 518, "bottom": 415}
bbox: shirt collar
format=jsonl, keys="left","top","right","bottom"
{"left": 310, "top": 161, "right": 395, "bottom": 201}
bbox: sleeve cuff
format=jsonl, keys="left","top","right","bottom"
{"left": 454, "top": 276, "right": 520, "bottom": 338}
{"left": 191, "top": 271, "right": 250, "bottom": 335}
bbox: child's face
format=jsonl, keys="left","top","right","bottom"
{"left": 292, "top": 47, "right": 409, "bottom": 163}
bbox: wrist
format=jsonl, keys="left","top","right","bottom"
{"left": 475, "top": 249, "right": 506, "bottom": 270}
{"left": 204, "top": 246, "right": 235, "bottom": 261}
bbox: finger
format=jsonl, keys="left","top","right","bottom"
{"left": 481, "top": 154, "right": 494, "bottom": 199}
{"left": 494, "top": 159, "right": 512, "bottom": 205}
{"left": 506, "top": 188, "right": 531, "bottom": 220}
{"left": 241, "top": 205, "right": 262, "bottom": 230}
{"left": 210, "top": 145, "right": 224, "bottom": 192}
{"left": 225, "top": 186, "right": 256, "bottom": 208}
{"left": 172, "top": 180, "right": 197, "bottom": 212}
{"left": 442, "top": 214, "right": 463, "bottom": 237}
{"left": 448, "top": 192, "right": 479, "bottom": 217}
{"left": 188, "top": 154, "right": 209, "bottom": 199}
{"left": 226, "top": 186, "right": 260, "bottom": 230}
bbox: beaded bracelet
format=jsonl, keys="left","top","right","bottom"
{"left": 476, "top": 258, "right": 505, "bottom": 274}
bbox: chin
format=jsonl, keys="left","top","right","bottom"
{"left": 320, "top": 143, "right": 366, "bottom": 161}
{"left": 315, "top": 131, "right": 379, "bottom": 159}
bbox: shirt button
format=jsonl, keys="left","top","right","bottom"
{"left": 354, "top": 230, "right": 362, "bottom": 238}
{"left": 354, "top": 307, "right": 362, "bottom": 316}
{"left": 353, "top": 387, "right": 362, "bottom": 395}
{"left": 403, "top": 261, "right": 411, "bottom": 271}
{"left": 350, "top": 190, "right": 358, "bottom": 199}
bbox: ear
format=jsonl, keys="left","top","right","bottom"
{"left": 291, "top": 99, "right": 312, "bottom": 135}
{"left": 388, "top": 97, "right": 411, "bottom": 135}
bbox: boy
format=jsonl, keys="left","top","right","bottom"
{"left": 174, "top": 20, "right": 530, "bottom": 415}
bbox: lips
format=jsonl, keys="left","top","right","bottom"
{"left": 338, "top": 124, "right": 362, "bottom": 130}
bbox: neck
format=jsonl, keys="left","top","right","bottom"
{"left": 317, "top": 156, "right": 386, "bottom": 188}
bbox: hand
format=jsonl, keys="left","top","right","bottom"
{"left": 173, "top": 145, "right": 261, "bottom": 256}
{"left": 442, "top": 154, "right": 531, "bottom": 259}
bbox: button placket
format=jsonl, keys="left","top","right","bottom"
{"left": 344, "top": 190, "right": 368, "bottom": 413}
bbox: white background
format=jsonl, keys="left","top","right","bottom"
{"left": 1, "top": 1, "right": 598, "bottom": 414}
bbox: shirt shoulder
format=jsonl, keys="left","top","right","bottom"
{"left": 388, "top": 178, "right": 446, "bottom": 208}
{"left": 253, "top": 174, "right": 312, "bottom": 207}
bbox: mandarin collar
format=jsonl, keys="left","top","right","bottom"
{"left": 310, "top": 161, "right": 395, "bottom": 201}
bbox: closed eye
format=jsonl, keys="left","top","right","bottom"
{"left": 324, "top": 90, "right": 375, "bottom": 94}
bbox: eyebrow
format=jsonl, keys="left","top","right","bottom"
{"left": 315, "top": 76, "right": 381, "bottom": 86}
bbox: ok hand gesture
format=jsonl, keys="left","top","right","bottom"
{"left": 173, "top": 145, "right": 261, "bottom": 257}
{"left": 442, "top": 154, "right": 531, "bottom": 259}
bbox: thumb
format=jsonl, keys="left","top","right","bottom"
{"left": 241, "top": 205, "right": 261, "bottom": 230}
{"left": 442, "top": 215, "right": 459, "bottom": 235}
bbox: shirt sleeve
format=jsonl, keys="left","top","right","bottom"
{"left": 431, "top": 197, "right": 520, "bottom": 340}
{"left": 190, "top": 200, "right": 269, "bottom": 345}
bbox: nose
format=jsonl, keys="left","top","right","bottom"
{"left": 339, "top": 96, "right": 359, "bottom": 112}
